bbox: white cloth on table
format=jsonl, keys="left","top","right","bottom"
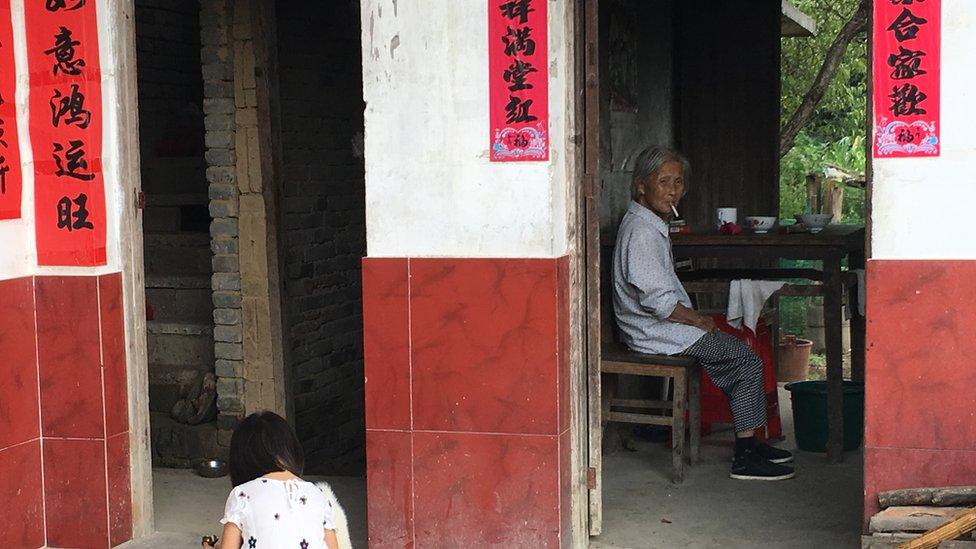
{"left": 726, "top": 279, "right": 786, "bottom": 332}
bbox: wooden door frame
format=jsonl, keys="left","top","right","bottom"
{"left": 576, "top": 0, "right": 604, "bottom": 537}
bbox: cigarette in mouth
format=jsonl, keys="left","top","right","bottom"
{"left": 671, "top": 204, "right": 680, "bottom": 218}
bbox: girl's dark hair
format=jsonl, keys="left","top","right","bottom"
{"left": 228, "top": 411, "right": 305, "bottom": 487}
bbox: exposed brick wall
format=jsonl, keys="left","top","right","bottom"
{"left": 275, "top": 0, "right": 366, "bottom": 476}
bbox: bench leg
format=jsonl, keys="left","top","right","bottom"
{"left": 689, "top": 367, "right": 701, "bottom": 465}
{"left": 671, "top": 372, "right": 687, "bottom": 483}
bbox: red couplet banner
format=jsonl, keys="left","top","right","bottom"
{"left": 0, "top": 1, "right": 23, "bottom": 219}
{"left": 26, "top": 0, "right": 106, "bottom": 265}
{"left": 873, "top": 0, "right": 940, "bottom": 158}
{"left": 488, "top": 0, "right": 549, "bottom": 162}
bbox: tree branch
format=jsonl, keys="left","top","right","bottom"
{"left": 780, "top": 0, "right": 870, "bottom": 157}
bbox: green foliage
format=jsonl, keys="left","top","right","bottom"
{"left": 780, "top": 134, "right": 866, "bottom": 223}
{"left": 780, "top": 0, "right": 868, "bottom": 225}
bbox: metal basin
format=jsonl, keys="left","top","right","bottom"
{"left": 195, "top": 459, "right": 228, "bottom": 478}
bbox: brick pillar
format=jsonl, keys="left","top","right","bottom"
{"left": 201, "top": 0, "right": 245, "bottom": 447}
{"left": 201, "top": 0, "right": 288, "bottom": 447}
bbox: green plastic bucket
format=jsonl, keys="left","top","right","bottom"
{"left": 785, "top": 380, "right": 864, "bottom": 452}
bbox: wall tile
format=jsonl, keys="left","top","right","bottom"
{"left": 100, "top": 273, "right": 129, "bottom": 437}
{"left": 107, "top": 432, "right": 132, "bottom": 546}
{"left": 410, "top": 259, "right": 560, "bottom": 434}
{"left": 362, "top": 258, "right": 411, "bottom": 430}
{"left": 864, "top": 446, "right": 976, "bottom": 527}
{"left": 0, "top": 277, "right": 40, "bottom": 449}
{"left": 36, "top": 276, "right": 104, "bottom": 438}
{"left": 866, "top": 261, "right": 976, "bottom": 449}
{"left": 366, "top": 430, "right": 413, "bottom": 548}
{"left": 413, "top": 431, "right": 560, "bottom": 547}
{"left": 0, "top": 440, "right": 44, "bottom": 548}
{"left": 44, "top": 438, "right": 108, "bottom": 548}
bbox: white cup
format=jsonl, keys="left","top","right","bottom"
{"left": 716, "top": 207, "right": 738, "bottom": 228}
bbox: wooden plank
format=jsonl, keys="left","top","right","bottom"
{"left": 823, "top": 255, "right": 846, "bottom": 463}
{"left": 610, "top": 398, "right": 672, "bottom": 410}
{"left": 582, "top": 0, "right": 604, "bottom": 536}
{"left": 606, "top": 411, "right": 674, "bottom": 427}
{"left": 682, "top": 281, "right": 824, "bottom": 298}
{"left": 678, "top": 268, "right": 826, "bottom": 281}
{"left": 601, "top": 361, "right": 687, "bottom": 377}
{"left": 879, "top": 487, "right": 976, "bottom": 509}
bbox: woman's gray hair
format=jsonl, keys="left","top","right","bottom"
{"left": 631, "top": 146, "right": 691, "bottom": 200}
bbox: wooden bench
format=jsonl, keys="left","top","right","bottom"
{"left": 600, "top": 245, "right": 702, "bottom": 483}
{"left": 601, "top": 342, "right": 701, "bottom": 483}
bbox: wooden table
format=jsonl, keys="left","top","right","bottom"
{"left": 670, "top": 224, "right": 866, "bottom": 463}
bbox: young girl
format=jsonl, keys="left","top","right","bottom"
{"left": 203, "top": 411, "right": 339, "bottom": 549}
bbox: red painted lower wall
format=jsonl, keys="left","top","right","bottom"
{"left": 864, "top": 260, "right": 976, "bottom": 526}
{"left": 362, "top": 257, "right": 572, "bottom": 547}
{"left": 0, "top": 274, "right": 132, "bottom": 548}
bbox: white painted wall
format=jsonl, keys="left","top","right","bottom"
{"left": 0, "top": 0, "right": 123, "bottom": 281}
{"left": 360, "top": 0, "right": 576, "bottom": 258}
{"left": 872, "top": 1, "right": 976, "bottom": 260}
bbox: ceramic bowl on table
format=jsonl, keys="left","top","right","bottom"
{"left": 796, "top": 213, "right": 833, "bottom": 233}
{"left": 744, "top": 216, "right": 777, "bottom": 234}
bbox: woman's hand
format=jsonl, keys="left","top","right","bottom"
{"left": 695, "top": 314, "right": 717, "bottom": 333}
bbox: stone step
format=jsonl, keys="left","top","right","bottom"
{"left": 146, "top": 274, "right": 210, "bottom": 289}
{"left": 147, "top": 321, "right": 214, "bottom": 368}
{"left": 143, "top": 206, "right": 182, "bottom": 233}
{"left": 146, "top": 287, "right": 212, "bottom": 323}
{"left": 863, "top": 536, "right": 976, "bottom": 549}
{"left": 149, "top": 411, "right": 221, "bottom": 467}
{"left": 144, "top": 231, "right": 212, "bottom": 276}
{"left": 870, "top": 506, "right": 971, "bottom": 533}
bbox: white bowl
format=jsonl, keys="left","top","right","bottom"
{"left": 796, "top": 213, "right": 833, "bottom": 233}
{"left": 744, "top": 216, "right": 777, "bottom": 234}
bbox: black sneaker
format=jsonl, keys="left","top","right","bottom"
{"left": 755, "top": 442, "right": 793, "bottom": 464}
{"left": 730, "top": 451, "right": 796, "bottom": 481}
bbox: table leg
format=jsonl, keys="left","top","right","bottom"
{"left": 849, "top": 250, "right": 866, "bottom": 383}
{"left": 824, "top": 257, "right": 846, "bottom": 464}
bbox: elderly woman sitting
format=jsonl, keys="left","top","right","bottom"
{"left": 611, "top": 145, "right": 795, "bottom": 481}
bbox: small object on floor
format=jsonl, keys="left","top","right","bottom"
{"left": 194, "top": 459, "right": 228, "bottom": 478}
{"left": 661, "top": 518, "right": 672, "bottom": 524}
{"left": 730, "top": 451, "right": 795, "bottom": 481}
{"left": 201, "top": 535, "right": 218, "bottom": 547}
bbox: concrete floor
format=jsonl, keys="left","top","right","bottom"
{"left": 591, "top": 385, "right": 864, "bottom": 549}
{"left": 122, "top": 387, "right": 862, "bottom": 548}
{"left": 119, "top": 470, "right": 367, "bottom": 548}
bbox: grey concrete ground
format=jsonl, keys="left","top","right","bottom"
{"left": 123, "top": 387, "right": 862, "bottom": 548}
{"left": 591, "top": 385, "right": 864, "bottom": 549}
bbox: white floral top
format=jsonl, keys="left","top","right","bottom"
{"left": 221, "top": 477, "right": 336, "bottom": 549}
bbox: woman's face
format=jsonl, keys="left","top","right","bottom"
{"left": 637, "top": 160, "right": 685, "bottom": 219}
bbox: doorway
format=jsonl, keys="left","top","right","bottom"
{"left": 578, "top": 0, "right": 870, "bottom": 543}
